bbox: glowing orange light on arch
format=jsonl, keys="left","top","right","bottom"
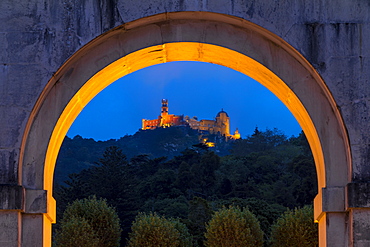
{"left": 44, "top": 42, "right": 325, "bottom": 219}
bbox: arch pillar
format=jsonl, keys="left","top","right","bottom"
{"left": 0, "top": 185, "right": 53, "bottom": 246}
{"left": 313, "top": 183, "right": 370, "bottom": 246}
{"left": 315, "top": 186, "right": 348, "bottom": 246}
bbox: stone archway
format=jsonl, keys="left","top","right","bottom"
{"left": 20, "top": 12, "right": 350, "bottom": 246}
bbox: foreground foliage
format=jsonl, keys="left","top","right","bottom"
{"left": 269, "top": 205, "right": 318, "bottom": 247}
{"left": 204, "top": 206, "right": 263, "bottom": 247}
{"left": 54, "top": 196, "right": 121, "bottom": 247}
{"left": 54, "top": 216, "right": 99, "bottom": 247}
{"left": 127, "top": 212, "right": 192, "bottom": 247}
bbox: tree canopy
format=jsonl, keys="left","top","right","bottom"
{"left": 269, "top": 205, "right": 318, "bottom": 247}
{"left": 54, "top": 196, "right": 121, "bottom": 247}
{"left": 127, "top": 212, "right": 192, "bottom": 247}
{"left": 204, "top": 206, "right": 264, "bottom": 247}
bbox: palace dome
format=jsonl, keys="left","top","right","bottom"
{"left": 216, "top": 110, "right": 229, "bottom": 118}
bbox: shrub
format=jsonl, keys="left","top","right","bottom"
{"left": 54, "top": 216, "right": 99, "bottom": 247}
{"left": 269, "top": 205, "right": 318, "bottom": 247}
{"left": 127, "top": 212, "right": 192, "bottom": 247}
{"left": 204, "top": 206, "right": 263, "bottom": 247}
{"left": 54, "top": 196, "right": 121, "bottom": 247}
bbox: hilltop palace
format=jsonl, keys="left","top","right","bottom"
{"left": 142, "top": 99, "right": 241, "bottom": 141}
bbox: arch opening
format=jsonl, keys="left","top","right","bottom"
{"left": 45, "top": 42, "right": 325, "bottom": 226}
{"left": 45, "top": 42, "right": 325, "bottom": 196}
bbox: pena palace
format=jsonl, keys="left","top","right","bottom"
{"left": 142, "top": 99, "right": 241, "bottom": 142}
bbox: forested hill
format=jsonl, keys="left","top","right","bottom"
{"left": 54, "top": 127, "right": 317, "bottom": 246}
{"left": 55, "top": 126, "right": 233, "bottom": 185}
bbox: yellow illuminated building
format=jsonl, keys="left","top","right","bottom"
{"left": 142, "top": 99, "right": 241, "bottom": 140}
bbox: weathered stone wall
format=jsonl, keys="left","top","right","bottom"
{"left": 0, "top": 0, "right": 369, "bottom": 246}
{"left": 1, "top": 0, "right": 369, "bottom": 183}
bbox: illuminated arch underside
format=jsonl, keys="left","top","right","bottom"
{"left": 44, "top": 42, "right": 325, "bottom": 217}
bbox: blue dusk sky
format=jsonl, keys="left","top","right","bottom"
{"left": 67, "top": 61, "right": 302, "bottom": 141}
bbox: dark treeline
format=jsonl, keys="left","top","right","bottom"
{"left": 54, "top": 127, "right": 317, "bottom": 246}
{"left": 55, "top": 126, "right": 220, "bottom": 185}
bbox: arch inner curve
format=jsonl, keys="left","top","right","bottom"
{"left": 45, "top": 42, "right": 325, "bottom": 201}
